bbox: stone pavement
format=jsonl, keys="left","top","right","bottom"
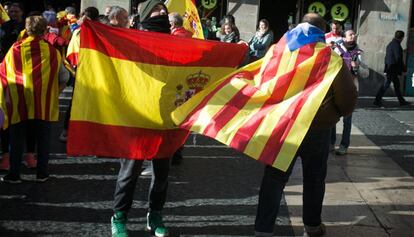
{"left": 0, "top": 96, "right": 413, "bottom": 236}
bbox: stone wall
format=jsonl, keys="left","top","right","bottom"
{"left": 227, "top": 0, "right": 259, "bottom": 41}
{"left": 357, "top": 0, "right": 412, "bottom": 95}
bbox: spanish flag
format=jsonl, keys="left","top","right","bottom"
{"left": 165, "top": 0, "right": 204, "bottom": 39}
{"left": 0, "top": 4, "right": 10, "bottom": 25}
{"left": 172, "top": 23, "right": 343, "bottom": 171}
{"left": 0, "top": 36, "right": 62, "bottom": 128}
{"left": 67, "top": 20, "right": 247, "bottom": 159}
{"left": 66, "top": 28, "right": 80, "bottom": 67}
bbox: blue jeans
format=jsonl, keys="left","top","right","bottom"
{"left": 255, "top": 129, "right": 331, "bottom": 234}
{"left": 9, "top": 120, "right": 51, "bottom": 175}
{"left": 331, "top": 114, "right": 352, "bottom": 148}
{"left": 113, "top": 158, "right": 170, "bottom": 213}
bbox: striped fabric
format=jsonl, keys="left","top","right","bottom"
{"left": 0, "top": 36, "right": 62, "bottom": 128}
{"left": 67, "top": 20, "right": 247, "bottom": 160}
{"left": 172, "top": 23, "right": 343, "bottom": 171}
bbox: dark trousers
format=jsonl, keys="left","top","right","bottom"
{"left": 113, "top": 158, "right": 170, "bottom": 213}
{"left": 1, "top": 125, "right": 36, "bottom": 154}
{"left": 331, "top": 114, "right": 352, "bottom": 148}
{"left": 9, "top": 120, "right": 51, "bottom": 175}
{"left": 375, "top": 72, "right": 406, "bottom": 103}
{"left": 255, "top": 129, "right": 331, "bottom": 233}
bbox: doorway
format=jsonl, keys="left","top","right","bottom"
{"left": 258, "top": 0, "right": 298, "bottom": 42}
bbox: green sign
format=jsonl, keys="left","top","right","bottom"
{"left": 201, "top": 0, "right": 217, "bottom": 10}
{"left": 331, "top": 3, "right": 349, "bottom": 21}
{"left": 308, "top": 2, "right": 326, "bottom": 17}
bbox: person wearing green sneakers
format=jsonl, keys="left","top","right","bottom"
{"left": 110, "top": 2, "right": 171, "bottom": 237}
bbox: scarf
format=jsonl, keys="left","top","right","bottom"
{"left": 343, "top": 41, "right": 357, "bottom": 51}
{"left": 139, "top": 15, "right": 171, "bottom": 34}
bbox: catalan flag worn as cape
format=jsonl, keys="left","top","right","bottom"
{"left": 166, "top": 0, "right": 204, "bottom": 39}
{"left": 0, "top": 36, "right": 62, "bottom": 128}
{"left": 0, "top": 4, "right": 9, "bottom": 26}
{"left": 67, "top": 20, "right": 247, "bottom": 159}
{"left": 172, "top": 23, "right": 343, "bottom": 171}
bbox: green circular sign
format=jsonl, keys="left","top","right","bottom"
{"left": 201, "top": 0, "right": 217, "bottom": 10}
{"left": 308, "top": 2, "right": 326, "bottom": 17}
{"left": 331, "top": 3, "right": 349, "bottom": 21}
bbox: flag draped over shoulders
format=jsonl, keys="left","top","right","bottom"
{"left": 67, "top": 20, "right": 247, "bottom": 160}
{"left": 172, "top": 23, "right": 343, "bottom": 171}
{"left": 0, "top": 36, "right": 62, "bottom": 128}
{"left": 166, "top": 0, "right": 204, "bottom": 39}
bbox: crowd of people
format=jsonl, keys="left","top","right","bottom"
{"left": 0, "top": 1, "right": 410, "bottom": 237}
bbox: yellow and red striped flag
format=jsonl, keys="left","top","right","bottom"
{"left": 0, "top": 36, "right": 62, "bottom": 128}
{"left": 67, "top": 20, "right": 247, "bottom": 159}
{"left": 172, "top": 23, "right": 344, "bottom": 171}
{"left": 0, "top": 4, "right": 10, "bottom": 25}
{"left": 165, "top": 0, "right": 204, "bottom": 39}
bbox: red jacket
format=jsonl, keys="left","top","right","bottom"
{"left": 171, "top": 27, "right": 193, "bottom": 38}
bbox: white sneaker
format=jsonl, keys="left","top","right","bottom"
{"left": 141, "top": 163, "right": 153, "bottom": 176}
{"left": 335, "top": 146, "right": 348, "bottom": 156}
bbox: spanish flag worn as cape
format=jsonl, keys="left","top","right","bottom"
{"left": 67, "top": 20, "right": 247, "bottom": 159}
{"left": 165, "top": 0, "right": 204, "bottom": 39}
{"left": 172, "top": 23, "right": 343, "bottom": 171}
{"left": 0, "top": 36, "right": 62, "bottom": 128}
{"left": 0, "top": 4, "right": 10, "bottom": 26}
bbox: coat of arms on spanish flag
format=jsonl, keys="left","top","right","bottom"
{"left": 172, "top": 23, "right": 344, "bottom": 171}
{"left": 67, "top": 20, "right": 247, "bottom": 159}
{"left": 165, "top": 0, "right": 204, "bottom": 39}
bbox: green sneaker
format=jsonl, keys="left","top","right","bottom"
{"left": 111, "top": 211, "right": 128, "bottom": 237}
{"left": 146, "top": 210, "right": 169, "bottom": 237}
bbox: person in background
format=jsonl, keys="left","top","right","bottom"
{"left": 374, "top": 30, "right": 411, "bottom": 107}
{"left": 110, "top": 2, "right": 172, "bottom": 237}
{"left": 219, "top": 22, "right": 237, "bottom": 43}
{"left": 0, "top": 15, "right": 69, "bottom": 183}
{"left": 247, "top": 18, "right": 274, "bottom": 62}
{"left": 331, "top": 29, "right": 364, "bottom": 155}
{"left": 0, "top": 2, "right": 24, "bottom": 59}
{"left": 325, "top": 20, "right": 343, "bottom": 48}
{"left": 219, "top": 14, "right": 240, "bottom": 42}
{"left": 169, "top": 12, "right": 192, "bottom": 38}
{"left": 0, "top": 2, "right": 25, "bottom": 171}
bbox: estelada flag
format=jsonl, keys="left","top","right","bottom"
{"left": 67, "top": 20, "right": 247, "bottom": 159}
{"left": 0, "top": 4, "right": 10, "bottom": 25}
{"left": 172, "top": 23, "right": 343, "bottom": 171}
{"left": 165, "top": 0, "right": 204, "bottom": 39}
{"left": 0, "top": 36, "right": 62, "bottom": 128}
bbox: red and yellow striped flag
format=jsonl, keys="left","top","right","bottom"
{"left": 67, "top": 20, "right": 247, "bottom": 159}
{"left": 166, "top": 0, "right": 204, "bottom": 39}
{"left": 0, "top": 36, "right": 62, "bottom": 128}
{"left": 172, "top": 23, "right": 344, "bottom": 171}
{"left": 0, "top": 4, "right": 10, "bottom": 26}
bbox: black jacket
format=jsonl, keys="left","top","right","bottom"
{"left": 384, "top": 38, "right": 405, "bottom": 75}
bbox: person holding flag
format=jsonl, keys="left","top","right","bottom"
{"left": 110, "top": 2, "right": 172, "bottom": 237}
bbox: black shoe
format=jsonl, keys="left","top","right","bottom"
{"left": 1, "top": 173, "right": 22, "bottom": 184}
{"left": 373, "top": 100, "right": 383, "bottom": 107}
{"left": 400, "top": 101, "right": 411, "bottom": 106}
{"left": 36, "top": 172, "right": 49, "bottom": 182}
{"left": 304, "top": 223, "right": 326, "bottom": 237}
